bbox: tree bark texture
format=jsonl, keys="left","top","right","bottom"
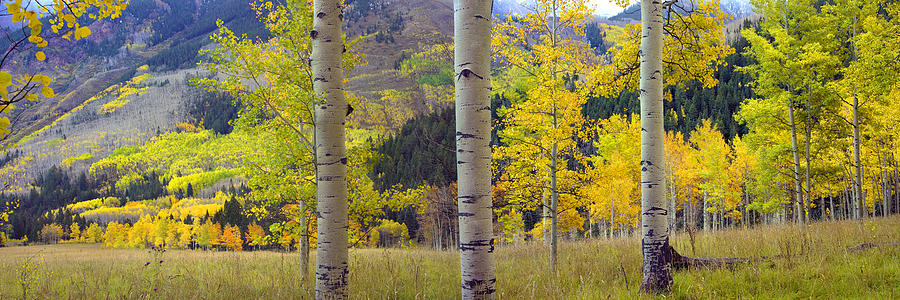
{"left": 787, "top": 97, "right": 803, "bottom": 223}
{"left": 454, "top": 0, "right": 496, "bottom": 298}
{"left": 851, "top": 16, "right": 864, "bottom": 220}
{"left": 639, "top": 0, "right": 672, "bottom": 293}
{"left": 312, "top": 0, "right": 349, "bottom": 297}
{"left": 301, "top": 201, "right": 310, "bottom": 284}
{"left": 550, "top": 141, "right": 559, "bottom": 270}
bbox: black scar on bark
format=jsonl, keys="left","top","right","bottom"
{"left": 459, "top": 239, "right": 493, "bottom": 251}
{"left": 641, "top": 160, "right": 654, "bottom": 171}
{"left": 457, "top": 131, "right": 477, "bottom": 139}
{"left": 314, "top": 77, "right": 327, "bottom": 83}
{"left": 317, "top": 12, "right": 326, "bottom": 18}
{"left": 316, "top": 265, "right": 349, "bottom": 283}
{"left": 310, "top": 30, "right": 318, "bottom": 39}
{"left": 458, "top": 195, "right": 476, "bottom": 204}
{"left": 643, "top": 206, "right": 668, "bottom": 216}
{"left": 457, "top": 69, "right": 484, "bottom": 80}
{"left": 474, "top": 15, "right": 488, "bottom": 20}
{"left": 458, "top": 212, "right": 475, "bottom": 217}
{"left": 461, "top": 278, "right": 497, "bottom": 294}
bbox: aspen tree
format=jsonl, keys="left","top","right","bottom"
{"left": 455, "top": 0, "right": 496, "bottom": 297}
{"left": 312, "top": 0, "right": 349, "bottom": 297}
{"left": 638, "top": 0, "right": 671, "bottom": 292}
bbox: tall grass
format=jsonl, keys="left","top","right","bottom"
{"left": 1, "top": 217, "right": 898, "bottom": 299}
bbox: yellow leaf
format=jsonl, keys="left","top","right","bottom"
{"left": 0, "top": 72, "right": 12, "bottom": 89}
{"left": 33, "top": 74, "right": 52, "bottom": 85}
{"left": 75, "top": 26, "right": 91, "bottom": 40}
{"left": 0, "top": 117, "right": 9, "bottom": 136}
{"left": 35, "top": 51, "right": 46, "bottom": 61}
{"left": 63, "top": 14, "right": 76, "bottom": 24}
{"left": 42, "top": 86, "right": 55, "bottom": 98}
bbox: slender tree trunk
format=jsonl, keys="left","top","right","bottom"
{"left": 893, "top": 169, "right": 900, "bottom": 216}
{"left": 683, "top": 197, "right": 689, "bottom": 231}
{"left": 588, "top": 217, "right": 593, "bottom": 239}
{"left": 803, "top": 87, "right": 814, "bottom": 223}
{"left": 549, "top": 142, "right": 559, "bottom": 270}
{"left": 542, "top": 184, "right": 549, "bottom": 245}
{"left": 851, "top": 16, "right": 865, "bottom": 221}
{"left": 787, "top": 97, "right": 804, "bottom": 224}
{"left": 828, "top": 188, "right": 835, "bottom": 221}
{"left": 669, "top": 177, "right": 677, "bottom": 233}
{"left": 703, "top": 193, "right": 709, "bottom": 232}
{"left": 301, "top": 201, "right": 310, "bottom": 285}
{"left": 742, "top": 189, "right": 748, "bottom": 229}
{"left": 454, "top": 0, "right": 496, "bottom": 297}
{"left": 881, "top": 148, "right": 889, "bottom": 216}
{"left": 639, "top": 0, "right": 671, "bottom": 292}
{"left": 845, "top": 178, "right": 852, "bottom": 220}
{"left": 609, "top": 202, "right": 615, "bottom": 239}
{"left": 848, "top": 153, "right": 859, "bottom": 219}
{"left": 548, "top": 0, "right": 560, "bottom": 272}
{"left": 312, "top": 0, "right": 350, "bottom": 297}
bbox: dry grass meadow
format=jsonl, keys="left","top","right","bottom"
{"left": 1, "top": 216, "right": 899, "bottom": 299}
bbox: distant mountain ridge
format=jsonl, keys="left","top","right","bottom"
{"left": 609, "top": 0, "right": 755, "bottom": 21}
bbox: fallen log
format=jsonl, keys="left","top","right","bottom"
{"left": 668, "top": 245, "right": 756, "bottom": 270}
{"left": 669, "top": 242, "right": 900, "bottom": 270}
{"left": 848, "top": 242, "right": 900, "bottom": 252}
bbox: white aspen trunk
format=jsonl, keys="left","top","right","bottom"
{"left": 638, "top": 0, "right": 671, "bottom": 292}
{"left": 891, "top": 169, "right": 900, "bottom": 216}
{"left": 312, "top": 0, "right": 349, "bottom": 297}
{"left": 787, "top": 97, "right": 803, "bottom": 224}
{"left": 828, "top": 188, "right": 835, "bottom": 221}
{"left": 301, "top": 201, "right": 310, "bottom": 285}
{"left": 587, "top": 217, "right": 593, "bottom": 239}
{"left": 549, "top": 141, "right": 559, "bottom": 270}
{"left": 851, "top": 16, "right": 864, "bottom": 221}
{"left": 668, "top": 177, "right": 677, "bottom": 233}
{"left": 454, "top": 0, "right": 496, "bottom": 297}
{"left": 609, "top": 203, "right": 615, "bottom": 239}
{"left": 845, "top": 180, "right": 852, "bottom": 220}
{"left": 703, "top": 193, "right": 709, "bottom": 232}
{"left": 803, "top": 87, "right": 813, "bottom": 223}
{"left": 682, "top": 196, "right": 689, "bottom": 231}
{"left": 848, "top": 153, "right": 859, "bottom": 219}
{"left": 542, "top": 185, "right": 549, "bottom": 245}
{"left": 872, "top": 179, "right": 879, "bottom": 217}
{"left": 881, "top": 149, "right": 889, "bottom": 216}
{"left": 548, "top": 0, "right": 560, "bottom": 272}
{"left": 742, "top": 187, "right": 749, "bottom": 229}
